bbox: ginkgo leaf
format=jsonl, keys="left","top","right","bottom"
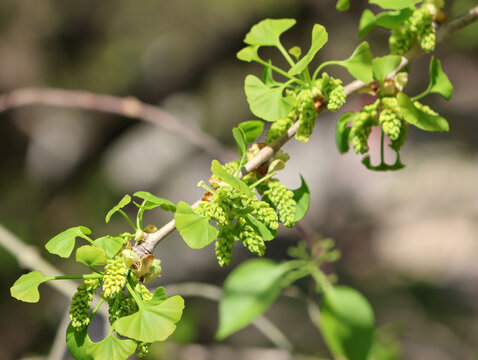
{"left": 292, "top": 176, "right": 310, "bottom": 222}
{"left": 288, "top": 24, "right": 328, "bottom": 75}
{"left": 369, "top": 0, "right": 419, "bottom": 10}
{"left": 105, "top": 195, "right": 131, "bottom": 224}
{"left": 335, "top": 42, "right": 373, "bottom": 83}
{"left": 76, "top": 245, "right": 107, "bottom": 267}
{"left": 114, "top": 296, "right": 185, "bottom": 343}
{"left": 133, "top": 191, "right": 176, "bottom": 212}
{"left": 244, "top": 75, "right": 295, "bottom": 122}
{"left": 237, "top": 45, "right": 261, "bottom": 63}
{"left": 10, "top": 271, "right": 51, "bottom": 303}
{"left": 425, "top": 56, "right": 453, "bottom": 100}
{"left": 94, "top": 236, "right": 124, "bottom": 259}
{"left": 244, "top": 18, "right": 296, "bottom": 47}
{"left": 175, "top": 201, "right": 218, "bottom": 249}
{"left": 372, "top": 55, "right": 402, "bottom": 82}
{"left": 211, "top": 160, "right": 252, "bottom": 196}
{"left": 238, "top": 121, "right": 264, "bottom": 142}
{"left": 86, "top": 333, "right": 136, "bottom": 360}
{"left": 66, "top": 323, "right": 93, "bottom": 360}
{"left": 45, "top": 226, "right": 92, "bottom": 258}
{"left": 397, "top": 93, "right": 449, "bottom": 132}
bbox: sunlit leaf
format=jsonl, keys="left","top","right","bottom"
{"left": 244, "top": 75, "right": 295, "bottom": 122}
{"left": 426, "top": 56, "right": 453, "bottom": 100}
{"left": 66, "top": 323, "right": 93, "bottom": 360}
{"left": 246, "top": 214, "right": 276, "bottom": 241}
{"left": 238, "top": 121, "right": 264, "bottom": 143}
{"left": 93, "top": 236, "right": 124, "bottom": 259}
{"left": 320, "top": 286, "right": 375, "bottom": 360}
{"left": 336, "top": 42, "right": 373, "bottom": 83}
{"left": 175, "top": 201, "right": 218, "bottom": 249}
{"left": 211, "top": 160, "right": 252, "bottom": 196}
{"left": 244, "top": 18, "right": 296, "bottom": 47}
{"left": 45, "top": 226, "right": 92, "bottom": 258}
{"left": 10, "top": 271, "right": 50, "bottom": 303}
{"left": 292, "top": 175, "right": 310, "bottom": 222}
{"left": 105, "top": 195, "right": 131, "bottom": 223}
{"left": 114, "top": 296, "right": 184, "bottom": 343}
{"left": 336, "top": 112, "right": 354, "bottom": 153}
{"left": 237, "top": 45, "right": 261, "bottom": 63}
{"left": 289, "top": 24, "right": 328, "bottom": 76}
{"left": 148, "top": 286, "right": 168, "bottom": 306}
{"left": 358, "top": 8, "right": 414, "bottom": 37}
{"left": 261, "top": 60, "right": 277, "bottom": 86}
{"left": 397, "top": 93, "right": 449, "bottom": 132}
{"left": 86, "top": 333, "right": 136, "bottom": 360}
{"left": 76, "top": 245, "right": 107, "bottom": 267}
{"left": 232, "top": 127, "right": 248, "bottom": 157}
{"left": 369, "top": 0, "right": 419, "bottom": 10}
{"left": 372, "top": 55, "right": 402, "bottom": 82}
{"left": 133, "top": 191, "right": 176, "bottom": 212}
{"left": 216, "top": 259, "right": 290, "bottom": 339}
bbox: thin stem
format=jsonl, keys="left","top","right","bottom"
{"left": 126, "top": 279, "right": 143, "bottom": 308}
{"left": 380, "top": 128, "right": 385, "bottom": 165}
{"left": 90, "top": 298, "right": 105, "bottom": 320}
{"left": 256, "top": 58, "right": 305, "bottom": 86}
{"left": 248, "top": 172, "right": 275, "bottom": 190}
{"left": 81, "top": 235, "right": 96, "bottom": 246}
{"left": 118, "top": 209, "right": 137, "bottom": 232}
{"left": 312, "top": 61, "right": 337, "bottom": 81}
{"left": 137, "top": 200, "right": 148, "bottom": 231}
{"left": 411, "top": 88, "right": 429, "bottom": 101}
{"left": 50, "top": 273, "right": 102, "bottom": 281}
{"left": 277, "top": 43, "right": 296, "bottom": 68}
{"left": 87, "top": 265, "right": 103, "bottom": 275}
{"left": 309, "top": 266, "right": 332, "bottom": 293}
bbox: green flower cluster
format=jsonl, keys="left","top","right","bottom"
{"left": 379, "top": 97, "right": 402, "bottom": 141}
{"left": 69, "top": 278, "right": 101, "bottom": 331}
{"left": 389, "top": 1, "right": 443, "bottom": 55}
{"left": 295, "top": 89, "right": 318, "bottom": 143}
{"left": 261, "top": 180, "right": 297, "bottom": 227}
{"left": 195, "top": 182, "right": 278, "bottom": 266}
{"left": 315, "top": 73, "right": 346, "bottom": 112}
{"left": 351, "top": 102, "right": 378, "bottom": 154}
{"left": 137, "top": 342, "right": 151, "bottom": 358}
{"left": 102, "top": 257, "right": 129, "bottom": 299}
{"left": 266, "top": 115, "right": 295, "bottom": 145}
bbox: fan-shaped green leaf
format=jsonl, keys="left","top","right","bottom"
{"left": 369, "top": 0, "right": 419, "bottom": 10}
{"left": 105, "top": 195, "right": 131, "bottom": 223}
{"left": 244, "top": 75, "right": 295, "bottom": 122}
{"left": 232, "top": 127, "right": 248, "bottom": 157}
{"left": 93, "top": 236, "right": 124, "bottom": 259}
{"left": 238, "top": 121, "right": 264, "bottom": 143}
{"left": 66, "top": 323, "right": 93, "bottom": 360}
{"left": 86, "top": 333, "right": 136, "bottom": 360}
{"left": 76, "top": 245, "right": 107, "bottom": 267}
{"left": 216, "top": 259, "right": 291, "bottom": 340}
{"left": 211, "top": 160, "right": 252, "bottom": 196}
{"left": 289, "top": 24, "right": 328, "bottom": 75}
{"left": 427, "top": 56, "right": 453, "bottom": 100}
{"left": 358, "top": 8, "right": 414, "bottom": 37}
{"left": 114, "top": 296, "right": 184, "bottom": 343}
{"left": 336, "top": 112, "right": 354, "bottom": 153}
{"left": 336, "top": 42, "right": 373, "bottom": 83}
{"left": 397, "top": 93, "right": 449, "bottom": 132}
{"left": 133, "top": 191, "right": 176, "bottom": 212}
{"left": 320, "top": 286, "right": 375, "bottom": 360}
{"left": 292, "top": 176, "right": 310, "bottom": 222}
{"left": 237, "top": 45, "right": 261, "bottom": 63}
{"left": 10, "top": 271, "right": 50, "bottom": 303}
{"left": 246, "top": 214, "right": 276, "bottom": 241}
{"left": 175, "top": 201, "right": 218, "bottom": 249}
{"left": 45, "top": 226, "right": 92, "bottom": 258}
{"left": 244, "top": 18, "right": 296, "bottom": 47}
{"left": 372, "top": 55, "right": 402, "bottom": 82}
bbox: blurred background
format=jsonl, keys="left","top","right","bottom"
{"left": 1, "top": 0, "right": 477, "bottom": 359}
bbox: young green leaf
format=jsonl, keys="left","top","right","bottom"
{"left": 105, "top": 195, "right": 131, "bottom": 223}
{"left": 175, "top": 201, "right": 218, "bottom": 249}
{"left": 292, "top": 175, "right": 310, "bottom": 222}
{"left": 369, "top": 0, "right": 419, "bottom": 10}
{"left": 216, "top": 258, "right": 291, "bottom": 339}
{"left": 45, "top": 226, "right": 92, "bottom": 258}
{"left": 211, "top": 160, "right": 253, "bottom": 196}
{"left": 358, "top": 8, "right": 414, "bottom": 37}
{"left": 261, "top": 60, "right": 277, "bottom": 86}
{"left": 232, "top": 127, "right": 248, "bottom": 157}
{"left": 320, "top": 286, "right": 375, "bottom": 360}
{"left": 76, "top": 245, "right": 107, "bottom": 267}
{"left": 426, "top": 56, "right": 453, "bottom": 100}
{"left": 336, "top": 0, "right": 351, "bottom": 11}
{"left": 244, "top": 18, "right": 296, "bottom": 47}
{"left": 237, "top": 45, "right": 261, "bottom": 63}
{"left": 66, "top": 323, "right": 93, "bottom": 360}
{"left": 94, "top": 236, "right": 124, "bottom": 259}
{"left": 397, "top": 93, "right": 449, "bottom": 132}
{"left": 246, "top": 214, "right": 276, "bottom": 241}
{"left": 244, "top": 75, "right": 295, "bottom": 122}
{"left": 133, "top": 191, "right": 176, "bottom": 212}
{"left": 336, "top": 42, "right": 373, "bottom": 83}
{"left": 149, "top": 286, "right": 168, "bottom": 306}
{"left": 86, "top": 333, "right": 136, "bottom": 360}
{"left": 238, "top": 120, "right": 264, "bottom": 143}
{"left": 372, "top": 55, "right": 402, "bottom": 82}
{"left": 288, "top": 24, "right": 328, "bottom": 76}
{"left": 336, "top": 112, "right": 354, "bottom": 153}
{"left": 114, "top": 295, "right": 184, "bottom": 343}
{"left": 10, "top": 271, "right": 50, "bottom": 303}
